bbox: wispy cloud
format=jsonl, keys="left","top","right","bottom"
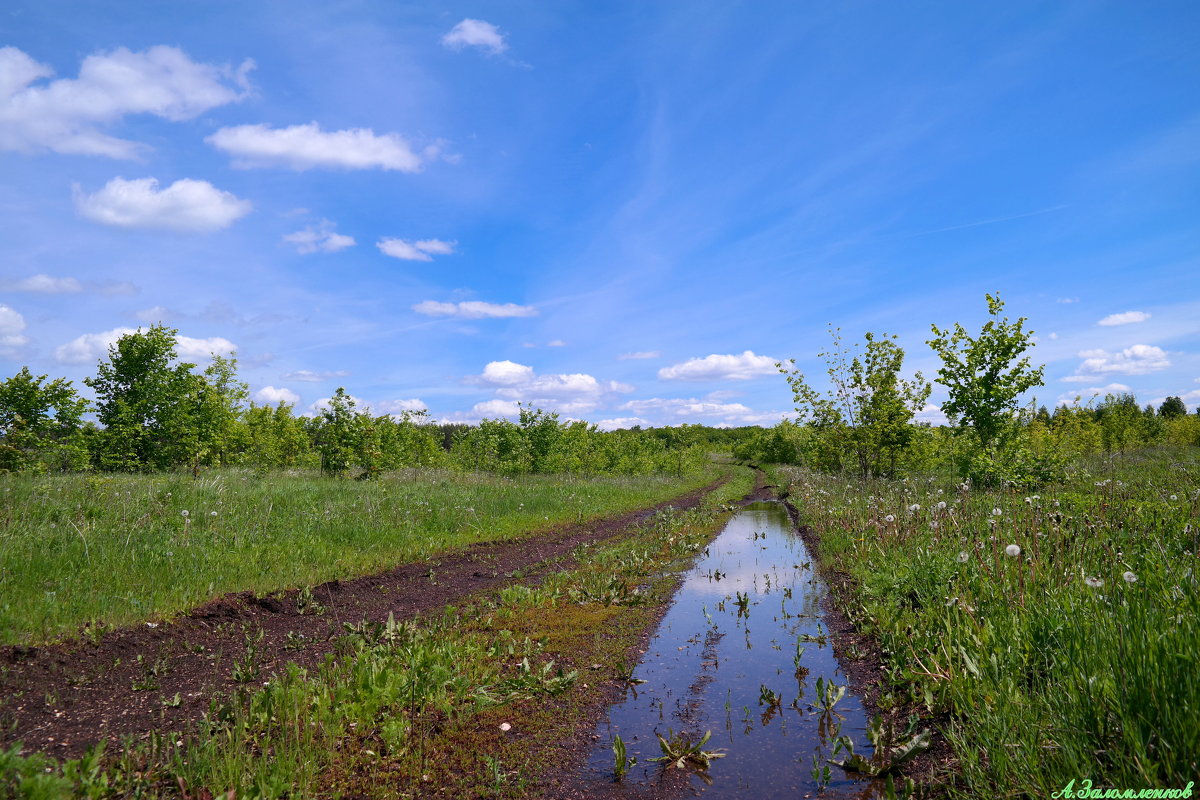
{"left": 283, "top": 220, "right": 356, "bottom": 254}
{"left": 208, "top": 123, "right": 430, "bottom": 172}
{"left": 377, "top": 237, "right": 456, "bottom": 261}
{"left": 442, "top": 19, "right": 508, "bottom": 55}
{"left": 281, "top": 369, "right": 350, "bottom": 382}
{"left": 1098, "top": 311, "right": 1150, "bottom": 326}
{"left": 412, "top": 300, "right": 536, "bottom": 319}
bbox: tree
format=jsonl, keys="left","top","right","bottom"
{"left": 1159, "top": 396, "right": 1187, "bottom": 419}
{"left": 0, "top": 367, "right": 90, "bottom": 472}
{"left": 927, "top": 293, "right": 1044, "bottom": 449}
{"left": 780, "top": 328, "right": 931, "bottom": 478}
{"left": 84, "top": 324, "right": 239, "bottom": 472}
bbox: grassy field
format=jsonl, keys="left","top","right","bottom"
{"left": 1, "top": 467, "right": 755, "bottom": 799}
{"left": 0, "top": 466, "right": 723, "bottom": 645}
{"left": 770, "top": 448, "right": 1199, "bottom": 797}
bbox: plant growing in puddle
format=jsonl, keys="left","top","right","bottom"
{"left": 650, "top": 729, "right": 725, "bottom": 770}
{"left": 758, "top": 684, "right": 783, "bottom": 708}
{"left": 612, "top": 734, "right": 636, "bottom": 779}
{"left": 813, "top": 676, "right": 847, "bottom": 714}
{"left": 829, "top": 715, "right": 932, "bottom": 777}
{"left": 614, "top": 660, "right": 646, "bottom": 687}
{"left": 798, "top": 623, "right": 828, "bottom": 646}
{"left": 734, "top": 591, "right": 751, "bottom": 617}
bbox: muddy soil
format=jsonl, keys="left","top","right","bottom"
{"left": 0, "top": 476, "right": 728, "bottom": 760}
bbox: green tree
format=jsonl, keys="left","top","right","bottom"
{"left": 85, "top": 325, "right": 207, "bottom": 471}
{"left": 1159, "top": 396, "right": 1187, "bottom": 419}
{"left": 927, "top": 293, "right": 1045, "bottom": 449}
{"left": 0, "top": 367, "right": 91, "bottom": 472}
{"left": 780, "top": 328, "right": 931, "bottom": 478}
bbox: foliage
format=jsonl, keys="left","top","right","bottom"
{"left": 779, "top": 328, "right": 931, "bottom": 478}
{"left": 0, "top": 367, "right": 90, "bottom": 473}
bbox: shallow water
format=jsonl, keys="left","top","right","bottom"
{"left": 582, "top": 501, "right": 881, "bottom": 797}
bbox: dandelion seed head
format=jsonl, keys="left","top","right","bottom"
{"left": 1085, "top": 576, "right": 1103, "bottom": 588}
{"left": 1005, "top": 544, "right": 1021, "bottom": 557}
{"left": 884, "top": 514, "right": 895, "bottom": 523}
{"left": 181, "top": 510, "right": 189, "bottom": 517}
{"left": 957, "top": 552, "right": 970, "bottom": 563}
{"left": 991, "top": 508, "right": 1002, "bottom": 517}
{"left": 1123, "top": 571, "right": 1137, "bottom": 584}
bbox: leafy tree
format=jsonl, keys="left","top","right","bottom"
{"left": 312, "top": 388, "right": 370, "bottom": 476}
{"left": 780, "top": 328, "right": 931, "bottom": 478}
{"left": 1159, "top": 396, "right": 1187, "bottom": 419}
{"left": 183, "top": 354, "right": 248, "bottom": 474}
{"left": 0, "top": 367, "right": 90, "bottom": 472}
{"left": 84, "top": 325, "right": 210, "bottom": 471}
{"left": 927, "top": 293, "right": 1045, "bottom": 449}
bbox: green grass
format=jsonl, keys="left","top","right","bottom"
{"left": 0, "top": 466, "right": 723, "bottom": 645}
{"left": 775, "top": 448, "right": 1200, "bottom": 797}
{"left": 0, "top": 465, "right": 755, "bottom": 799}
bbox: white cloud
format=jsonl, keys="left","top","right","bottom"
{"left": 1098, "top": 311, "right": 1151, "bottom": 326}
{"left": 377, "top": 237, "right": 456, "bottom": 261}
{"left": 1072, "top": 344, "right": 1171, "bottom": 377}
{"left": 0, "top": 45, "right": 252, "bottom": 158}
{"left": 595, "top": 417, "right": 652, "bottom": 431}
{"left": 472, "top": 398, "right": 520, "bottom": 417}
{"left": 442, "top": 19, "right": 508, "bottom": 54}
{"left": 254, "top": 386, "right": 300, "bottom": 406}
{"left": 478, "top": 360, "right": 535, "bottom": 386}
{"left": 376, "top": 398, "right": 427, "bottom": 415}
{"left": 283, "top": 220, "right": 355, "bottom": 254}
{"left": 547, "top": 340, "right": 566, "bottom": 347}
{"left": 618, "top": 351, "right": 661, "bottom": 360}
{"left": 75, "top": 177, "right": 251, "bottom": 232}
{"left": 1056, "top": 297, "right": 1079, "bottom": 304}
{"left": 658, "top": 350, "right": 778, "bottom": 381}
{"left": 412, "top": 300, "right": 537, "bottom": 319}
{"left": 0, "top": 304, "right": 30, "bottom": 350}
{"left": 1057, "top": 384, "right": 1133, "bottom": 405}
{"left": 208, "top": 122, "right": 424, "bottom": 172}
{"left": 281, "top": 369, "right": 350, "bottom": 382}
{"left": 311, "top": 394, "right": 365, "bottom": 413}
{"left": 134, "top": 305, "right": 175, "bottom": 323}
{"left": 0, "top": 274, "right": 83, "bottom": 293}
{"left": 55, "top": 327, "right": 236, "bottom": 364}
{"left": 618, "top": 396, "right": 791, "bottom": 426}
{"left": 914, "top": 404, "right": 949, "bottom": 426}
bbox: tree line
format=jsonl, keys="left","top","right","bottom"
{"left": 0, "top": 325, "right": 708, "bottom": 477}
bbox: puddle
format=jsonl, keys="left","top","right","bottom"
{"left": 582, "top": 501, "right": 881, "bottom": 797}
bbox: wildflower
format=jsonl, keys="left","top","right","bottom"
{"left": 991, "top": 508, "right": 1002, "bottom": 517}
{"left": 957, "top": 552, "right": 970, "bottom": 563}
{"left": 1085, "top": 576, "right": 1104, "bottom": 588}
{"left": 937, "top": 501, "right": 947, "bottom": 510}
{"left": 884, "top": 514, "right": 895, "bottom": 523}
{"left": 181, "top": 510, "right": 189, "bottom": 517}
{"left": 499, "top": 722, "right": 512, "bottom": 732}
{"left": 1005, "top": 544, "right": 1021, "bottom": 557}
{"left": 210, "top": 511, "right": 218, "bottom": 517}
{"left": 930, "top": 521, "right": 939, "bottom": 530}
{"left": 908, "top": 504, "right": 920, "bottom": 513}
{"left": 1123, "top": 571, "right": 1137, "bottom": 584}
{"left": 1170, "top": 495, "right": 1178, "bottom": 501}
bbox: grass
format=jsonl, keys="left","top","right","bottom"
{"left": 0, "top": 465, "right": 756, "bottom": 799}
{"left": 771, "top": 447, "right": 1200, "bottom": 797}
{"left": 0, "top": 465, "right": 723, "bottom": 646}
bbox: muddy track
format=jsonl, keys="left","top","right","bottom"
{"left": 0, "top": 474, "right": 730, "bottom": 760}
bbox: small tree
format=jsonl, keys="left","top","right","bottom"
{"left": 779, "top": 328, "right": 931, "bottom": 478}
{"left": 0, "top": 367, "right": 91, "bottom": 472}
{"left": 927, "top": 293, "right": 1045, "bottom": 449}
{"left": 1159, "top": 396, "right": 1187, "bottom": 419}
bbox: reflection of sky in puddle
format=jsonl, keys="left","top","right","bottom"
{"left": 582, "top": 502, "right": 881, "bottom": 798}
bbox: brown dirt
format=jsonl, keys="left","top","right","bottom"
{"left": 0, "top": 475, "right": 728, "bottom": 761}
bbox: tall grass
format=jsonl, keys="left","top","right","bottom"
{"left": 0, "top": 466, "right": 720, "bottom": 645}
{"left": 773, "top": 448, "right": 1199, "bottom": 796}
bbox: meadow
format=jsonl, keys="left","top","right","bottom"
{"left": 771, "top": 447, "right": 1200, "bottom": 797}
{"left": 0, "top": 466, "right": 721, "bottom": 645}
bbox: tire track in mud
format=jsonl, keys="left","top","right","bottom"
{"left": 0, "top": 474, "right": 730, "bottom": 759}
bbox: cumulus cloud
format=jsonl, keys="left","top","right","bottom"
{"left": 914, "top": 404, "right": 949, "bottom": 426}
{"left": 281, "top": 369, "right": 350, "bottom": 382}
{"left": 0, "top": 304, "right": 30, "bottom": 351}
{"left": 472, "top": 398, "right": 520, "bottom": 417}
{"left": 595, "top": 417, "right": 652, "bottom": 431}
{"left": 311, "top": 393, "right": 365, "bottom": 413}
{"left": 1069, "top": 344, "right": 1171, "bottom": 378}
{"left": 619, "top": 396, "right": 791, "bottom": 426}
{"left": 412, "top": 300, "right": 537, "bottom": 319}
{"left": 254, "top": 386, "right": 300, "bottom": 406}
{"left": 75, "top": 177, "right": 251, "bottom": 232}
{"left": 377, "top": 237, "right": 456, "bottom": 261}
{"left": 478, "top": 360, "right": 535, "bottom": 386}
{"left": 1098, "top": 311, "right": 1151, "bottom": 326}
{"left": 442, "top": 19, "right": 508, "bottom": 54}
{"left": 208, "top": 122, "right": 426, "bottom": 172}
{"left": 467, "top": 360, "right": 635, "bottom": 418}
{"left": 658, "top": 350, "right": 778, "bottom": 381}
{"left": 283, "top": 220, "right": 355, "bottom": 254}
{"left": 55, "top": 326, "right": 237, "bottom": 364}
{"left": 376, "top": 398, "right": 427, "bottom": 415}
{"left": 0, "top": 45, "right": 252, "bottom": 158}
{"left": 0, "top": 274, "right": 83, "bottom": 293}
{"left": 618, "top": 350, "right": 661, "bottom": 360}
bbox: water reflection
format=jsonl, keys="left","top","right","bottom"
{"left": 583, "top": 501, "right": 881, "bottom": 797}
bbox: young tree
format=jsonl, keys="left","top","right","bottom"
{"left": 1159, "top": 396, "right": 1187, "bottom": 419}
{"left": 0, "top": 367, "right": 91, "bottom": 472}
{"left": 780, "top": 328, "right": 931, "bottom": 478}
{"left": 927, "top": 293, "right": 1045, "bottom": 449}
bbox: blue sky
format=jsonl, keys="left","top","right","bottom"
{"left": 2, "top": 1, "right": 1198, "bottom": 427}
